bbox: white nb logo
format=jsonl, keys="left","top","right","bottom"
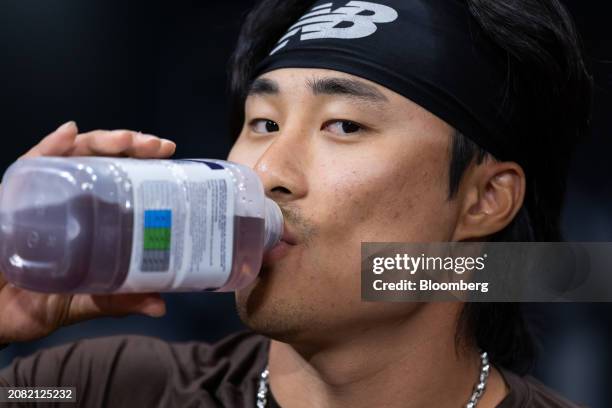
{"left": 270, "top": 1, "right": 399, "bottom": 55}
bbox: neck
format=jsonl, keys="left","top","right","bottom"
{"left": 268, "top": 303, "right": 508, "bottom": 408}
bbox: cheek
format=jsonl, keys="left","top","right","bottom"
{"left": 227, "top": 136, "right": 265, "bottom": 167}
{"left": 299, "top": 145, "right": 454, "bottom": 315}
{"left": 309, "top": 146, "right": 453, "bottom": 248}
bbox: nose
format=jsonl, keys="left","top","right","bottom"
{"left": 254, "top": 133, "right": 309, "bottom": 204}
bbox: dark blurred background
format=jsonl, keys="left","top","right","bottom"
{"left": 0, "top": 1, "right": 610, "bottom": 407}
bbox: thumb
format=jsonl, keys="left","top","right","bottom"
{"left": 65, "top": 293, "right": 166, "bottom": 326}
{"left": 21, "top": 121, "right": 79, "bottom": 159}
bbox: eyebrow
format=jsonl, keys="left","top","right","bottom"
{"left": 247, "top": 78, "right": 279, "bottom": 96}
{"left": 247, "top": 76, "right": 388, "bottom": 104}
{"left": 308, "top": 77, "right": 388, "bottom": 103}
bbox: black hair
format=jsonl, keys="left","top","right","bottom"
{"left": 453, "top": 0, "right": 592, "bottom": 373}
{"left": 227, "top": 0, "right": 593, "bottom": 374}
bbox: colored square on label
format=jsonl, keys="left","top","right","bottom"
{"left": 143, "top": 227, "right": 171, "bottom": 250}
{"left": 144, "top": 209, "right": 172, "bottom": 228}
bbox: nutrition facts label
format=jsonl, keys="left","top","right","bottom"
{"left": 116, "top": 159, "right": 234, "bottom": 292}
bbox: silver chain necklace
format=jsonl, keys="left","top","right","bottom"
{"left": 257, "top": 351, "right": 490, "bottom": 408}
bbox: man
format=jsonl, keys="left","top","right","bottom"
{"left": 0, "top": 0, "right": 592, "bottom": 407}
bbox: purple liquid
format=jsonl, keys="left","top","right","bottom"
{"left": 0, "top": 195, "right": 133, "bottom": 293}
{"left": 223, "top": 216, "right": 265, "bottom": 291}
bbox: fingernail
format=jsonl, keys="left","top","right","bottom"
{"left": 137, "top": 133, "right": 158, "bottom": 142}
{"left": 140, "top": 301, "right": 166, "bottom": 317}
{"left": 56, "top": 121, "right": 76, "bottom": 132}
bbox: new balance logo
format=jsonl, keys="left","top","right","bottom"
{"left": 270, "top": 1, "right": 399, "bottom": 55}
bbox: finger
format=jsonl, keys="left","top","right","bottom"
{"left": 65, "top": 293, "right": 166, "bottom": 325}
{"left": 70, "top": 130, "right": 176, "bottom": 158}
{"left": 158, "top": 139, "right": 177, "bottom": 157}
{"left": 21, "top": 121, "right": 79, "bottom": 159}
{"left": 69, "top": 130, "right": 136, "bottom": 156}
{"left": 124, "top": 134, "right": 176, "bottom": 158}
{"left": 124, "top": 133, "right": 164, "bottom": 158}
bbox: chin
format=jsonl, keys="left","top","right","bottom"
{"left": 234, "top": 275, "right": 311, "bottom": 343}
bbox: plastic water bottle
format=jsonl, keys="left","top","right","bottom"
{"left": 0, "top": 157, "right": 283, "bottom": 293}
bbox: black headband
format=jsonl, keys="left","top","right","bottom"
{"left": 254, "top": 0, "right": 512, "bottom": 160}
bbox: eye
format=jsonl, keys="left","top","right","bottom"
{"left": 250, "top": 118, "right": 279, "bottom": 134}
{"left": 323, "top": 120, "right": 364, "bottom": 136}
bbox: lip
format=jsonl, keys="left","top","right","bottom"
{"left": 281, "top": 225, "right": 298, "bottom": 246}
{"left": 262, "top": 240, "right": 293, "bottom": 265}
{"left": 262, "top": 224, "right": 298, "bottom": 265}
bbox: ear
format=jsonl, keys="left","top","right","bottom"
{"left": 452, "top": 160, "right": 526, "bottom": 241}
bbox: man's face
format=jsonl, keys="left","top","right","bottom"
{"left": 228, "top": 68, "right": 461, "bottom": 344}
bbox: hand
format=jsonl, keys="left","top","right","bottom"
{"left": 0, "top": 121, "right": 175, "bottom": 344}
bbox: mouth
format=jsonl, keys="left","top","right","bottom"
{"left": 262, "top": 224, "right": 298, "bottom": 266}
{"left": 281, "top": 225, "right": 298, "bottom": 246}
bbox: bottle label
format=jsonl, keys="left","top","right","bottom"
{"left": 116, "top": 159, "right": 234, "bottom": 291}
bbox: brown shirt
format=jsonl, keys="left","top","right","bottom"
{"left": 0, "top": 331, "right": 583, "bottom": 407}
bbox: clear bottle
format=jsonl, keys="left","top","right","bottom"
{"left": 0, "top": 157, "right": 283, "bottom": 293}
